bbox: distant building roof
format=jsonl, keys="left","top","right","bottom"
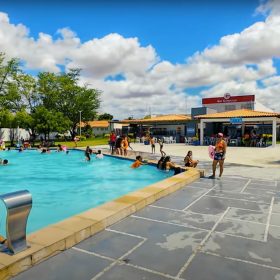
{"left": 195, "top": 109, "right": 280, "bottom": 119}
{"left": 122, "top": 114, "right": 192, "bottom": 124}
{"left": 82, "top": 120, "right": 109, "bottom": 128}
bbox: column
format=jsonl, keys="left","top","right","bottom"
{"left": 241, "top": 122, "right": 245, "bottom": 136}
{"left": 200, "top": 119, "right": 204, "bottom": 145}
{"left": 272, "top": 118, "right": 277, "bottom": 147}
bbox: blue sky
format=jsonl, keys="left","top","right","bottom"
{"left": 0, "top": 0, "right": 279, "bottom": 117}
{"left": 0, "top": 0, "right": 263, "bottom": 63}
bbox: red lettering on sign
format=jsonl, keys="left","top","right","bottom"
{"left": 202, "top": 95, "right": 255, "bottom": 105}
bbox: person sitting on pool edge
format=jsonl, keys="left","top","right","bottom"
{"left": 131, "top": 156, "right": 147, "bottom": 168}
{"left": 184, "top": 151, "right": 199, "bottom": 168}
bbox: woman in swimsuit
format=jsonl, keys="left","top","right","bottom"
{"left": 122, "top": 136, "right": 129, "bottom": 156}
{"left": 209, "top": 133, "right": 227, "bottom": 179}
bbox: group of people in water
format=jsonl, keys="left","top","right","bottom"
{"left": 84, "top": 146, "right": 104, "bottom": 161}
{"left": 131, "top": 155, "right": 183, "bottom": 175}
{"left": 109, "top": 132, "right": 132, "bottom": 156}
{"left": 130, "top": 131, "right": 227, "bottom": 179}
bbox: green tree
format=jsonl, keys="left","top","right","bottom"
{"left": 98, "top": 113, "right": 113, "bottom": 120}
{"left": 38, "top": 69, "right": 101, "bottom": 139}
{"left": 33, "top": 107, "right": 71, "bottom": 140}
{"left": 0, "top": 53, "right": 21, "bottom": 111}
{"left": 15, "top": 110, "right": 37, "bottom": 143}
{"left": 0, "top": 109, "right": 18, "bottom": 146}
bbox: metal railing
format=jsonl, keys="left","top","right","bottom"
{"left": 0, "top": 190, "right": 32, "bottom": 254}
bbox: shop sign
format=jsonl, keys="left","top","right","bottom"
{"left": 187, "top": 127, "right": 195, "bottom": 133}
{"left": 230, "top": 117, "right": 243, "bottom": 124}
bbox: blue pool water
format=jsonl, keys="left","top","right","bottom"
{"left": 0, "top": 150, "right": 170, "bottom": 235}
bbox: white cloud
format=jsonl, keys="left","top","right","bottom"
{"left": 0, "top": 0, "right": 280, "bottom": 118}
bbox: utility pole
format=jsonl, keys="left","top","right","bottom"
{"left": 79, "top": 111, "right": 82, "bottom": 137}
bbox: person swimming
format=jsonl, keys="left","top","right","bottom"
{"left": 131, "top": 156, "right": 144, "bottom": 168}
{"left": 96, "top": 150, "right": 104, "bottom": 159}
{"left": 0, "top": 159, "right": 8, "bottom": 165}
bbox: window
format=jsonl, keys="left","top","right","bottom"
{"left": 241, "top": 103, "right": 253, "bottom": 109}
{"left": 225, "top": 105, "right": 236, "bottom": 111}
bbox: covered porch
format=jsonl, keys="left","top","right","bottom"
{"left": 195, "top": 109, "right": 280, "bottom": 147}
{"left": 121, "top": 114, "right": 192, "bottom": 143}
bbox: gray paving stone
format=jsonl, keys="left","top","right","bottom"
{"left": 213, "top": 180, "right": 250, "bottom": 193}
{"left": 12, "top": 248, "right": 112, "bottom": 280}
{"left": 203, "top": 232, "right": 280, "bottom": 268}
{"left": 110, "top": 216, "right": 201, "bottom": 240}
{"left": 76, "top": 230, "right": 142, "bottom": 259}
{"left": 268, "top": 225, "right": 280, "bottom": 241}
{"left": 225, "top": 208, "right": 268, "bottom": 223}
{"left": 207, "top": 189, "right": 272, "bottom": 204}
{"left": 98, "top": 264, "right": 169, "bottom": 280}
{"left": 270, "top": 213, "right": 280, "bottom": 227}
{"left": 189, "top": 196, "right": 270, "bottom": 215}
{"left": 153, "top": 186, "right": 208, "bottom": 210}
{"left": 189, "top": 180, "right": 216, "bottom": 189}
{"left": 182, "top": 252, "right": 280, "bottom": 280}
{"left": 272, "top": 197, "right": 280, "bottom": 213}
{"left": 215, "top": 219, "right": 266, "bottom": 241}
{"left": 200, "top": 177, "right": 248, "bottom": 184}
{"left": 126, "top": 229, "right": 207, "bottom": 276}
{"left": 135, "top": 206, "right": 218, "bottom": 230}
{"left": 250, "top": 179, "right": 276, "bottom": 186}
{"left": 247, "top": 182, "right": 277, "bottom": 191}
{"left": 244, "top": 187, "right": 278, "bottom": 196}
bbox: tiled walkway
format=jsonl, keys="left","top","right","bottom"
{"left": 13, "top": 176, "right": 280, "bottom": 280}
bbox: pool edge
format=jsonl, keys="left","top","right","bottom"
{"left": 0, "top": 152, "right": 202, "bottom": 280}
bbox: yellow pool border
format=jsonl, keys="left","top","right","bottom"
{"left": 0, "top": 151, "right": 202, "bottom": 279}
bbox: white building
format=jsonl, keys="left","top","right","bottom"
{"left": 202, "top": 93, "right": 273, "bottom": 113}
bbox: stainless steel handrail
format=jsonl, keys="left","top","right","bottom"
{"left": 0, "top": 190, "right": 32, "bottom": 254}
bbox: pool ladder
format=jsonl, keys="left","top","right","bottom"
{"left": 0, "top": 190, "right": 32, "bottom": 254}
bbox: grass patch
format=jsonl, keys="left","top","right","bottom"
{"left": 56, "top": 137, "right": 108, "bottom": 148}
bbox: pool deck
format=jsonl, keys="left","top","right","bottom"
{"left": 11, "top": 170, "right": 280, "bottom": 279}
{"left": 0, "top": 153, "right": 201, "bottom": 280}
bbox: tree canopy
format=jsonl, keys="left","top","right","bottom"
{"left": 98, "top": 113, "right": 113, "bottom": 120}
{"left": 0, "top": 53, "right": 102, "bottom": 141}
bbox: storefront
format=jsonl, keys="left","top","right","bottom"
{"left": 121, "top": 114, "right": 192, "bottom": 142}
{"left": 195, "top": 109, "right": 280, "bottom": 147}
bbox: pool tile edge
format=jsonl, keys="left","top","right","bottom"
{"left": 0, "top": 168, "right": 200, "bottom": 280}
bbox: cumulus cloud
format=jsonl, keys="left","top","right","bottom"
{"left": 0, "top": 0, "right": 280, "bottom": 118}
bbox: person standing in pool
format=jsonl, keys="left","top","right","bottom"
{"left": 85, "top": 152, "right": 91, "bottom": 161}
{"left": 209, "top": 133, "right": 227, "bottom": 179}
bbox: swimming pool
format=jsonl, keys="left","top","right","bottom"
{"left": 0, "top": 150, "right": 170, "bottom": 235}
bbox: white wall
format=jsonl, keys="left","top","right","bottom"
{"left": 0, "top": 128, "right": 30, "bottom": 141}
{"left": 92, "top": 127, "right": 110, "bottom": 136}
{"left": 205, "top": 101, "right": 254, "bottom": 112}
{"left": 151, "top": 124, "right": 186, "bottom": 135}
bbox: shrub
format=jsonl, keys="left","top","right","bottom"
{"left": 78, "top": 135, "right": 87, "bottom": 141}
